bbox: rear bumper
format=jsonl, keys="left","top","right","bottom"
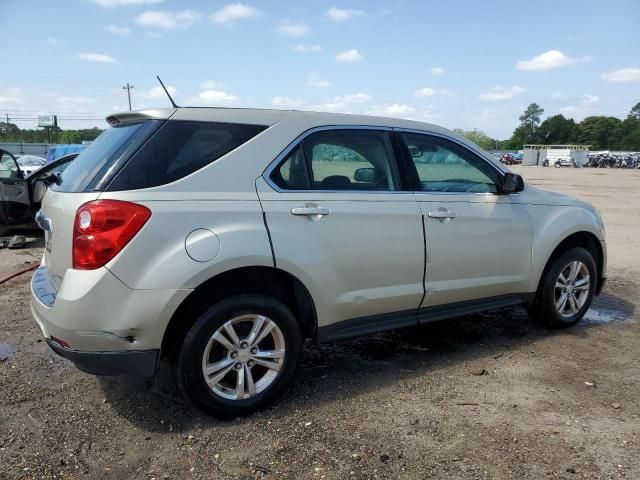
{"left": 30, "top": 265, "right": 190, "bottom": 353}
{"left": 46, "top": 339, "right": 158, "bottom": 376}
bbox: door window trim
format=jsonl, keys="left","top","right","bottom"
{"left": 263, "top": 125, "right": 413, "bottom": 194}
{"left": 393, "top": 127, "right": 509, "bottom": 195}
{"left": 263, "top": 125, "right": 508, "bottom": 195}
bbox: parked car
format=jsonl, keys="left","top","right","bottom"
{"left": 0, "top": 151, "right": 77, "bottom": 236}
{"left": 30, "top": 108, "right": 607, "bottom": 417}
{"left": 16, "top": 155, "right": 47, "bottom": 177}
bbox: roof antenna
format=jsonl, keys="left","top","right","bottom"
{"left": 156, "top": 75, "right": 179, "bottom": 108}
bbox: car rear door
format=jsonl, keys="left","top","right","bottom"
{"left": 257, "top": 127, "right": 425, "bottom": 339}
{"left": 0, "top": 149, "right": 31, "bottom": 231}
{"left": 396, "top": 131, "right": 532, "bottom": 308}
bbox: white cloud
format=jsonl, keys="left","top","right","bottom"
{"left": 478, "top": 85, "right": 525, "bottom": 101}
{"left": 367, "top": 104, "right": 416, "bottom": 117}
{"left": 581, "top": 94, "right": 598, "bottom": 105}
{"left": 561, "top": 106, "right": 579, "bottom": 114}
{"left": 330, "top": 92, "right": 371, "bottom": 104}
{"left": 303, "top": 102, "right": 349, "bottom": 113}
{"left": 47, "top": 37, "right": 59, "bottom": 46}
{"left": 78, "top": 52, "right": 118, "bottom": 64}
{"left": 551, "top": 91, "right": 568, "bottom": 101}
{"left": 271, "top": 97, "right": 305, "bottom": 108}
{"left": 335, "top": 49, "right": 363, "bottom": 62}
{"left": 0, "top": 87, "right": 22, "bottom": 105}
{"left": 211, "top": 3, "right": 260, "bottom": 24}
{"left": 431, "top": 66, "right": 445, "bottom": 76}
{"left": 196, "top": 89, "right": 238, "bottom": 105}
{"left": 516, "top": 50, "right": 591, "bottom": 71}
{"left": 601, "top": 68, "right": 640, "bottom": 83}
{"left": 57, "top": 96, "right": 95, "bottom": 104}
{"left": 326, "top": 7, "right": 363, "bottom": 22}
{"left": 275, "top": 20, "right": 309, "bottom": 37}
{"left": 136, "top": 10, "right": 202, "bottom": 30}
{"left": 145, "top": 85, "right": 176, "bottom": 98}
{"left": 414, "top": 87, "right": 451, "bottom": 98}
{"left": 200, "top": 80, "right": 222, "bottom": 89}
{"left": 105, "top": 24, "right": 131, "bottom": 36}
{"left": 414, "top": 87, "right": 437, "bottom": 98}
{"left": 293, "top": 44, "right": 322, "bottom": 53}
{"left": 307, "top": 73, "right": 331, "bottom": 88}
{"left": 90, "top": 0, "right": 163, "bottom": 6}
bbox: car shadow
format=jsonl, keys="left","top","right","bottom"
{"left": 98, "top": 288, "right": 635, "bottom": 433}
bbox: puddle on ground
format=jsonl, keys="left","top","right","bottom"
{"left": 0, "top": 342, "right": 15, "bottom": 361}
{"left": 583, "top": 308, "right": 633, "bottom": 325}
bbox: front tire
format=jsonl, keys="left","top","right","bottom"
{"left": 178, "top": 294, "right": 302, "bottom": 418}
{"left": 529, "top": 247, "right": 597, "bottom": 328}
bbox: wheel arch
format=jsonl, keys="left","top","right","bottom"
{"left": 534, "top": 231, "right": 604, "bottom": 298}
{"left": 161, "top": 266, "right": 317, "bottom": 360}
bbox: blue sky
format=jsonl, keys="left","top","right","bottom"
{"left": 1, "top": 0, "right": 639, "bottom": 138}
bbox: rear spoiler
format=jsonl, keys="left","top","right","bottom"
{"left": 105, "top": 109, "right": 176, "bottom": 127}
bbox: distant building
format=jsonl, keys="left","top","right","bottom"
{"left": 523, "top": 145, "right": 590, "bottom": 166}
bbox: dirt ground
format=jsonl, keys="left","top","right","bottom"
{"left": 1, "top": 167, "right": 639, "bottom": 480}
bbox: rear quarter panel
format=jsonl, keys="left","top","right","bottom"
{"left": 100, "top": 193, "right": 273, "bottom": 290}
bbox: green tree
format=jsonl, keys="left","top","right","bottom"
{"left": 629, "top": 102, "right": 640, "bottom": 120}
{"left": 537, "top": 114, "right": 577, "bottom": 144}
{"left": 452, "top": 128, "right": 496, "bottom": 150}
{"left": 577, "top": 116, "right": 622, "bottom": 150}
{"left": 518, "top": 103, "right": 544, "bottom": 144}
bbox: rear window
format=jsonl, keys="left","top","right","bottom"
{"left": 53, "top": 120, "right": 162, "bottom": 192}
{"left": 106, "top": 120, "right": 267, "bottom": 191}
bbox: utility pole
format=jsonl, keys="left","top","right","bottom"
{"left": 122, "top": 83, "right": 134, "bottom": 111}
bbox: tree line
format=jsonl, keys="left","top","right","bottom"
{"left": 2, "top": 101, "right": 640, "bottom": 152}
{"left": 456, "top": 101, "right": 640, "bottom": 152}
{"left": 0, "top": 122, "right": 103, "bottom": 144}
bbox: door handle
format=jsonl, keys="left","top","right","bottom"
{"left": 428, "top": 210, "right": 457, "bottom": 221}
{"left": 291, "top": 204, "right": 331, "bottom": 219}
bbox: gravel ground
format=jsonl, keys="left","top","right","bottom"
{"left": 1, "top": 168, "right": 639, "bottom": 480}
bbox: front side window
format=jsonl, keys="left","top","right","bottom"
{"left": 401, "top": 132, "right": 500, "bottom": 193}
{"left": 271, "top": 129, "right": 399, "bottom": 191}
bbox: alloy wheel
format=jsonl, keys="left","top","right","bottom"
{"left": 554, "top": 261, "right": 590, "bottom": 317}
{"left": 201, "top": 314, "right": 286, "bottom": 400}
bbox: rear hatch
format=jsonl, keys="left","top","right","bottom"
{"left": 39, "top": 114, "right": 167, "bottom": 289}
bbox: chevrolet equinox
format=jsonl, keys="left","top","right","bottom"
{"left": 31, "top": 108, "right": 606, "bottom": 417}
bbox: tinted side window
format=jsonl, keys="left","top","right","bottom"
{"left": 107, "top": 121, "right": 267, "bottom": 191}
{"left": 401, "top": 133, "right": 500, "bottom": 193}
{"left": 271, "top": 146, "right": 311, "bottom": 190}
{"left": 302, "top": 130, "right": 399, "bottom": 191}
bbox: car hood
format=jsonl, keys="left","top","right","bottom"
{"left": 520, "top": 185, "right": 594, "bottom": 210}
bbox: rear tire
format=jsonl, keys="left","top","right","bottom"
{"left": 529, "top": 247, "right": 596, "bottom": 328}
{"left": 178, "top": 294, "right": 302, "bottom": 418}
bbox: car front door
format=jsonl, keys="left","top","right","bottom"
{"left": 257, "top": 128, "right": 425, "bottom": 339}
{"left": 0, "top": 149, "right": 31, "bottom": 233}
{"left": 397, "top": 131, "right": 532, "bottom": 308}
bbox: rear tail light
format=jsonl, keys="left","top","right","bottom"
{"left": 73, "top": 200, "right": 151, "bottom": 270}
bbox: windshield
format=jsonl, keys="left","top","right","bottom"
{"left": 53, "top": 120, "right": 162, "bottom": 192}
{"left": 18, "top": 156, "right": 46, "bottom": 167}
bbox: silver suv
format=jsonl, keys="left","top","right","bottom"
{"left": 31, "top": 108, "right": 606, "bottom": 417}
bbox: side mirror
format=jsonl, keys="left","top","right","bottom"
{"left": 501, "top": 173, "right": 525, "bottom": 194}
{"left": 353, "top": 167, "right": 376, "bottom": 183}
